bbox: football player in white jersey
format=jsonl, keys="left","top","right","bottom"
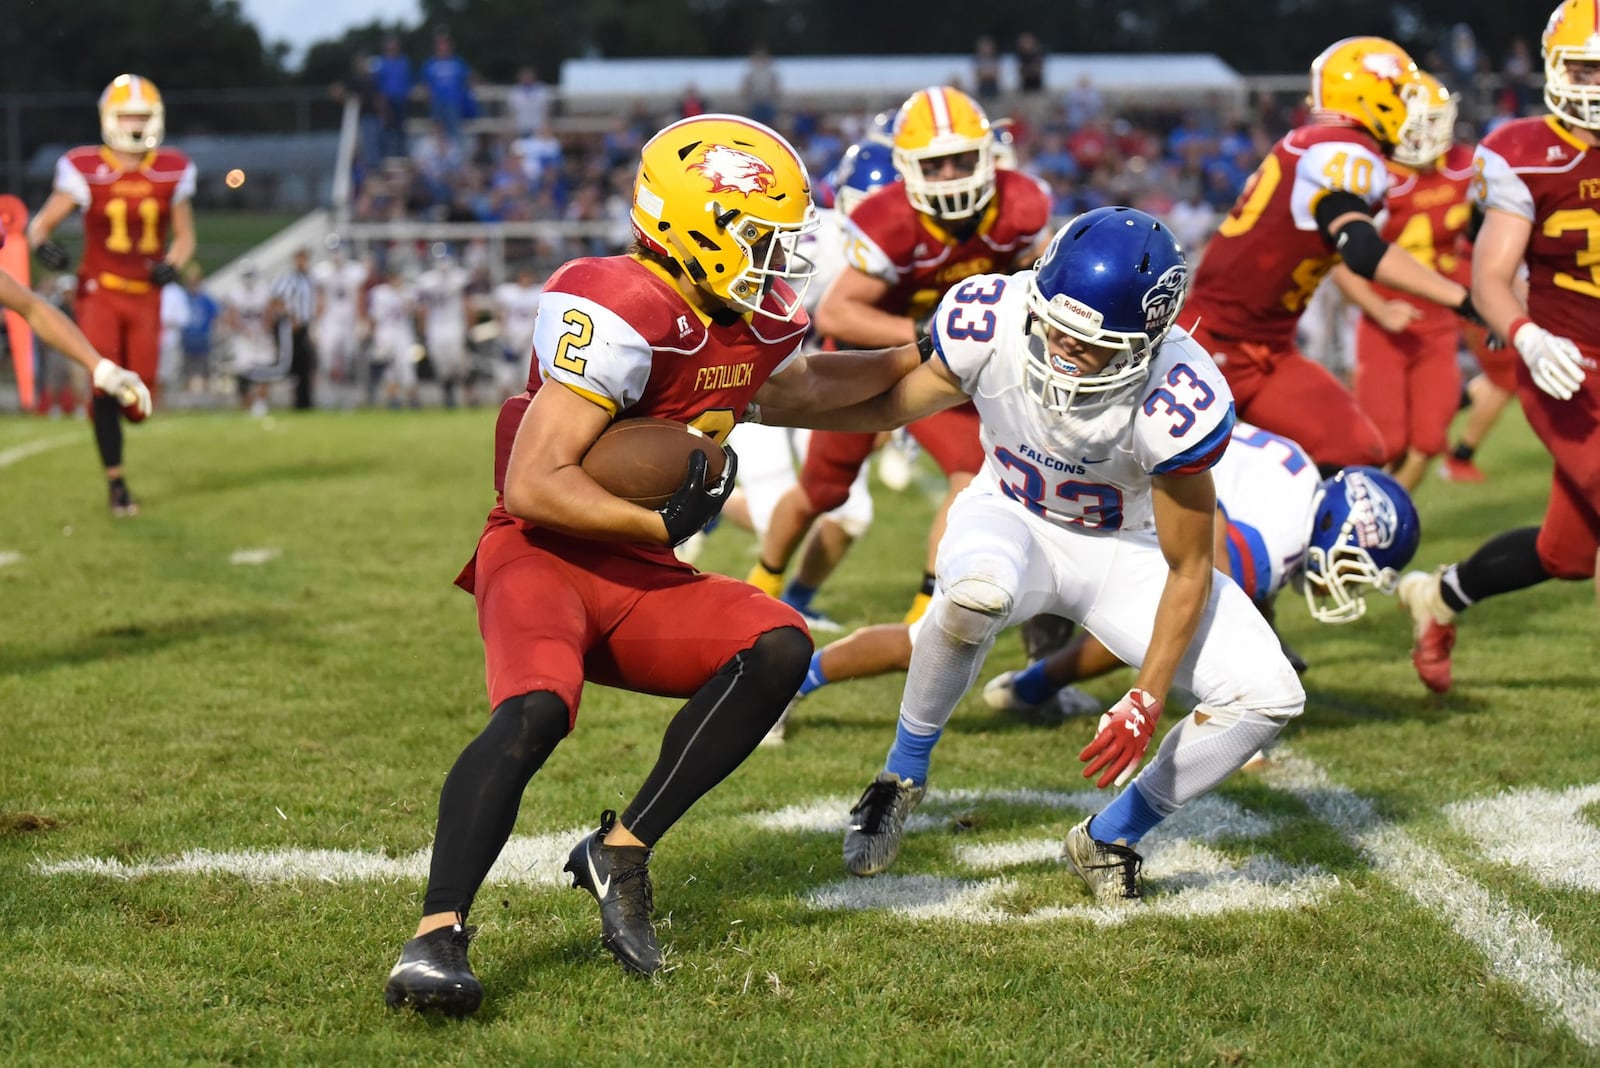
{"left": 490, "top": 264, "right": 542, "bottom": 398}
{"left": 311, "top": 237, "right": 369, "bottom": 384}
{"left": 415, "top": 243, "right": 474, "bottom": 406}
{"left": 762, "top": 207, "right": 1306, "bottom": 901}
{"left": 364, "top": 262, "right": 419, "bottom": 408}
{"left": 225, "top": 259, "right": 278, "bottom": 416}
{"left": 768, "top": 424, "right": 1420, "bottom": 738}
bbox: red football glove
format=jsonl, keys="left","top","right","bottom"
{"left": 1079, "top": 688, "right": 1163, "bottom": 789}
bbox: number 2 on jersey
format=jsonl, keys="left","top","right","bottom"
{"left": 552, "top": 309, "right": 593, "bottom": 374}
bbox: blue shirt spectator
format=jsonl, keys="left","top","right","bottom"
{"left": 422, "top": 32, "right": 475, "bottom": 140}
{"left": 374, "top": 35, "right": 413, "bottom": 159}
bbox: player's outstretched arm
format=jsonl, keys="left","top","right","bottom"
{"left": 1329, "top": 264, "right": 1422, "bottom": 334}
{"left": 756, "top": 347, "right": 964, "bottom": 431}
{"left": 813, "top": 267, "right": 915, "bottom": 349}
{"left": 0, "top": 271, "right": 152, "bottom": 417}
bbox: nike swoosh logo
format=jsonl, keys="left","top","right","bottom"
{"left": 1081, "top": 456, "right": 1109, "bottom": 465}
{"left": 586, "top": 839, "right": 610, "bottom": 898}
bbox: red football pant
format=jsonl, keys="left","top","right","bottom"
{"left": 1353, "top": 317, "right": 1462, "bottom": 462}
{"left": 468, "top": 523, "right": 809, "bottom": 720}
{"left": 1191, "top": 322, "right": 1385, "bottom": 469}
{"left": 1519, "top": 360, "right": 1600, "bottom": 580}
{"left": 1461, "top": 322, "right": 1519, "bottom": 393}
{"left": 76, "top": 286, "right": 161, "bottom": 399}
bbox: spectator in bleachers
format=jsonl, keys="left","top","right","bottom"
{"left": 1166, "top": 184, "right": 1219, "bottom": 254}
{"left": 741, "top": 46, "right": 781, "bottom": 126}
{"left": 375, "top": 35, "right": 413, "bottom": 160}
{"left": 507, "top": 66, "right": 551, "bottom": 138}
{"left": 421, "top": 30, "right": 476, "bottom": 143}
{"left": 1015, "top": 32, "right": 1046, "bottom": 95}
{"left": 340, "top": 51, "right": 384, "bottom": 170}
{"left": 678, "top": 83, "right": 707, "bottom": 119}
{"left": 1063, "top": 74, "right": 1105, "bottom": 130}
{"left": 972, "top": 37, "right": 1002, "bottom": 104}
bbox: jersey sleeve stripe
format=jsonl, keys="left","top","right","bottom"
{"left": 1152, "top": 404, "right": 1236, "bottom": 476}
{"left": 1220, "top": 508, "right": 1272, "bottom": 601}
{"left": 556, "top": 379, "right": 619, "bottom": 416}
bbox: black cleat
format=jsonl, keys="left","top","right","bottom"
{"left": 563, "top": 810, "right": 661, "bottom": 975}
{"left": 108, "top": 479, "right": 139, "bottom": 518}
{"left": 384, "top": 918, "right": 483, "bottom": 1016}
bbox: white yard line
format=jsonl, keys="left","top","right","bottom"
{"left": 0, "top": 432, "right": 80, "bottom": 469}
{"left": 1263, "top": 754, "right": 1600, "bottom": 1048}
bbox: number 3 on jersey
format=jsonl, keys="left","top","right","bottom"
{"left": 944, "top": 277, "right": 1007, "bottom": 342}
{"left": 1142, "top": 362, "right": 1215, "bottom": 437}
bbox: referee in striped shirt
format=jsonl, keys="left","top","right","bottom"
{"left": 272, "top": 247, "right": 317, "bottom": 410}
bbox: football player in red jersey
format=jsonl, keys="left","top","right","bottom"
{"left": 1330, "top": 73, "right": 1480, "bottom": 490}
{"left": 1184, "top": 38, "right": 1478, "bottom": 474}
{"left": 747, "top": 86, "right": 1052, "bottom": 623}
{"left": 1396, "top": 0, "right": 1600, "bottom": 694}
{"left": 27, "top": 75, "right": 195, "bottom": 517}
{"left": 384, "top": 115, "right": 927, "bottom": 1015}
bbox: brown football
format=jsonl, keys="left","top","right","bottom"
{"left": 581, "top": 417, "right": 727, "bottom": 509}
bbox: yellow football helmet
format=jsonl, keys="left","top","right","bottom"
{"left": 1309, "top": 37, "right": 1424, "bottom": 148}
{"left": 630, "top": 114, "right": 818, "bottom": 320}
{"left": 1543, "top": 0, "right": 1600, "bottom": 130}
{"left": 99, "top": 74, "right": 165, "bottom": 154}
{"left": 1392, "top": 72, "right": 1457, "bottom": 167}
{"left": 891, "top": 86, "right": 996, "bottom": 221}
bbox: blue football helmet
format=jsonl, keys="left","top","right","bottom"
{"left": 1023, "top": 206, "right": 1190, "bottom": 411}
{"left": 829, "top": 140, "right": 897, "bottom": 215}
{"left": 1302, "top": 466, "right": 1421, "bottom": 624}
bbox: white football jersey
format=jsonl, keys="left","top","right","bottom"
{"left": 312, "top": 258, "right": 369, "bottom": 323}
{"left": 367, "top": 282, "right": 416, "bottom": 350}
{"left": 415, "top": 264, "right": 470, "bottom": 338}
{"left": 228, "top": 278, "right": 272, "bottom": 338}
{"left": 1209, "top": 421, "right": 1319, "bottom": 601}
{"left": 931, "top": 271, "right": 1235, "bottom": 534}
{"left": 493, "top": 281, "right": 543, "bottom": 357}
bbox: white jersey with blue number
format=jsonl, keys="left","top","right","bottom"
{"left": 1210, "top": 421, "right": 1319, "bottom": 601}
{"left": 931, "top": 271, "right": 1236, "bottom": 535}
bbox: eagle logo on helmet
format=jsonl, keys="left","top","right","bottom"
{"left": 1141, "top": 264, "right": 1188, "bottom": 336}
{"left": 1362, "top": 53, "right": 1405, "bottom": 81}
{"left": 690, "top": 145, "right": 775, "bottom": 196}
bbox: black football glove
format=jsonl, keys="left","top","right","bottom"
{"left": 658, "top": 445, "right": 739, "bottom": 547}
{"left": 149, "top": 261, "right": 180, "bottom": 287}
{"left": 1454, "top": 291, "right": 1484, "bottom": 327}
{"left": 36, "top": 240, "right": 70, "bottom": 272}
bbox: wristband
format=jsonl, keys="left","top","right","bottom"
{"left": 1507, "top": 316, "right": 1533, "bottom": 345}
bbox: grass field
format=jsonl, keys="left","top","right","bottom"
{"left": 1, "top": 405, "right": 1597, "bottom": 1066}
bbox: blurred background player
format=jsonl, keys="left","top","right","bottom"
{"left": 364, "top": 261, "right": 420, "bottom": 409}
{"left": 1182, "top": 39, "right": 1478, "bottom": 475}
{"left": 311, "top": 236, "right": 369, "bottom": 388}
{"left": 223, "top": 260, "right": 277, "bottom": 417}
{"left": 1330, "top": 73, "right": 1480, "bottom": 490}
{"left": 26, "top": 74, "right": 195, "bottom": 516}
{"left": 714, "top": 136, "right": 896, "bottom": 620}
{"left": 749, "top": 86, "right": 1052, "bottom": 623}
{"left": 489, "top": 262, "right": 541, "bottom": 398}
{"left": 415, "top": 243, "right": 474, "bottom": 407}
{"left": 1397, "top": 0, "right": 1600, "bottom": 694}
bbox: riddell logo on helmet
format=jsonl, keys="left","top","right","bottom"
{"left": 691, "top": 145, "right": 775, "bottom": 196}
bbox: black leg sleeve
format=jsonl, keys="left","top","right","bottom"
{"left": 1442, "top": 526, "right": 1551, "bottom": 612}
{"left": 622, "top": 626, "right": 811, "bottom": 846}
{"left": 91, "top": 394, "right": 123, "bottom": 470}
{"left": 421, "top": 691, "right": 570, "bottom": 919}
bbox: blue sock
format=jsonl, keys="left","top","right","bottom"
{"left": 796, "top": 651, "right": 828, "bottom": 697}
{"left": 1090, "top": 782, "right": 1165, "bottom": 846}
{"left": 1011, "top": 661, "right": 1059, "bottom": 706}
{"left": 884, "top": 717, "right": 941, "bottom": 785}
{"left": 782, "top": 581, "right": 818, "bottom": 612}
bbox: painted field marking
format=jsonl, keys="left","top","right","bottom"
{"left": 1444, "top": 783, "right": 1600, "bottom": 893}
{"left": 1261, "top": 754, "right": 1600, "bottom": 1048}
{"left": 230, "top": 547, "right": 282, "bottom": 565}
{"left": 0, "top": 432, "right": 79, "bottom": 469}
{"left": 0, "top": 550, "right": 21, "bottom": 567}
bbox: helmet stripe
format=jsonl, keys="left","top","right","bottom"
{"left": 927, "top": 87, "right": 954, "bottom": 136}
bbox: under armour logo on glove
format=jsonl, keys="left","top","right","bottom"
{"left": 1079, "top": 688, "right": 1164, "bottom": 789}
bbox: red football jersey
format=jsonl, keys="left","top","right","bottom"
{"left": 486, "top": 255, "right": 808, "bottom": 543}
{"left": 841, "top": 168, "right": 1051, "bottom": 321}
{"left": 1371, "top": 143, "right": 1477, "bottom": 326}
{"left": 1188, "top": 125, "right": 1391, "bottom": 347}
{"left": 1474, "top": 115, "right": 1600, "bottom": 350}
{"left": 54, "top": 146, "right": 195, "bottom": 291}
